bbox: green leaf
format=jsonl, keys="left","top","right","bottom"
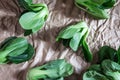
{"left": 31, "top": 17, "right": 45, "bottom": 33}
{"left": 98, "top": 46, "right": 117, "bottom": 63}
{"left": 82, "top": 40, "right": 93, "bottom": 62}
{"left": 70, "top": 32, "right": 82, "bottom": 51}
{"left": 70, "top": 27, "right": 88, "bottom": 51}
{"left": 56, "top": 28, "right": 79, "bottom": 41}
{"left": 83, "top": 70, "right": 109, "bottom": 80}
{"left": 8, "top": 44, "right": 34, "bottom": 64}
{"left": 56, "top": 21, "right": 88, "bottom": 41}
{"left": 81, "top": 29, "right": 92, "bottom": 62}
{"left": 7, "top": 37, "right": 28, "bottom": 57}
{"left": 19, "top": 12, "right": 43, "bottom": 29}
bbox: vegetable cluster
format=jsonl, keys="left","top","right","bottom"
{"left": 83, "top": 46, "right": 120, "bottom": 80}
{"left": 0, "top": 0, "right": 117, "bottom": 79}
{"left": 75, "top": 0, "right": 116, "bottom": 19}
{"left": 56, "top": 21, "right": 92, "bottom": 62}
{"left": 27, "top": 59, "right": 73, "bottom": 80}
{"left": 18, "top": 0, "right": 49, "bottom": 35}
{"left": 0, "top": 37, "right": 34, "bottom": 64}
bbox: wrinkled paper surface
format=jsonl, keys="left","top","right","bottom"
{"left": 0, "top": 0, "right": 120, "bottom": 80}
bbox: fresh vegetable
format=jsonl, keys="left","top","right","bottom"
{"left": 75, "top": 0, "right": 116, "bottom": 19}
{"left": 18, "top": 0, "right": 49, "bottom": 35}
{"left": 56, "top": 21, "right": 92, "bottom": 62}
{"left": 83, "top": 46, "right": 120, "bottom": 80}
{"left": 83, "top": 60, "right": 120, "bottom": 80}
{"left": 101, "top": 60, "right": 120, "bottom": 80}
{"left": 27, "top": 59, "right": 73, "bottom": 80}
{"left": 0, "top": 37, "right": 34, "bottom": 64}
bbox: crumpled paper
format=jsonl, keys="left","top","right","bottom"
{"left": 0, "top": 0, "right": 120, "bottom": 80}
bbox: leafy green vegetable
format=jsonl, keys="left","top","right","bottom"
{"left": 0, "top": 37, "right": 34, "bottom": 64}
{"left": 26, "top": 59, "right": 73, "bottom": 80}
{"left": 83, "top": 70, "right": 109, "bottom": 80}
{"left": 83, "top": 46, "right": 120, "bottom": 80}
{"left": 82, "top": 40, "right": 93, "bottom": 62}
{"left": 18, "top": 0, "right": 49, "bottom": 35}
{"left": 98, "top": 46, "right": 117, "bottom": 63}
{"left": 101, "top": 60, "right": 120, "bottom": 80}
{"left": 75, "top": 0, "right": 116, "bottom": 19}
{"left": 56, "top": 21, "right": 92, "bottom": 62}
{"left": 83, "top": 60, "right": 120, "bottom": 80}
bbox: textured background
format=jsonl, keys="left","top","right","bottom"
{"left": 0, "top": 0, "right": 120, "bottom": 80}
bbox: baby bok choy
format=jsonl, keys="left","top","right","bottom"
{"left": 83, "top": 60, "right": 120, "bottom": 80}
{"left": 83, "top": 46, "right": 120, "bottom": 80}
{"left": 18, "top": 0, "right": 49, "bottom": 35}
{"left": 27, "top": 59, "right": 73, "bottom": 80}
{"left": 75, "top": 0, "right": 116, "bottom": 19}
{"left": 0, "top": 37, "right": 34, "bottom": 64}
{"left": 101, "top": 60, "right": 120, "bottom": 80}
{"left": 56, "top": 21, "right": 92, "bottom": 62}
